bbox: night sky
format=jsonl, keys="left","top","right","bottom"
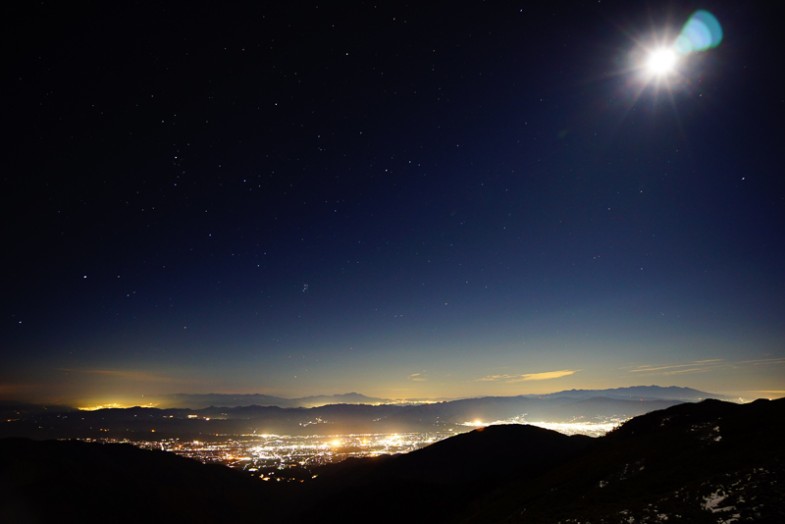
{"left": 3, "top": 1, "right": 784, "bottom": 407}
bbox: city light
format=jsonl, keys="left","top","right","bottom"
{"left": 74, "top": 415, "right": 625, "bottom": 482}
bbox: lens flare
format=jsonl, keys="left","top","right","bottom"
{"left": 646, "top": 48, "right": 678, "bottom": 76}
{"left": 633, "top": 10, "right": 722, "bottom": 88}
{"left": 674, "top": 10, "right": 723, "bottom": 55}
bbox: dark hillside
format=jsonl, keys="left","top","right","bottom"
{"left": 295, "top": 424, "right": 593, "bottom": 522}
{"left": 2, "top": 399, "right": 783, "bottom": 523}
{"left": 469, "top": 398, "right": 785, "bottom": 523}
{"left": 0, "top": 438, "right": 286, "bottom": 524}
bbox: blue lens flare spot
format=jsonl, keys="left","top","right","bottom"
{"left": 674, "top": 10, "right": 723, "bottom": 55}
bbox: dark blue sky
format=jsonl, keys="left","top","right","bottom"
{"left": 3, "top": 1, "right": 784, "bottom": 406}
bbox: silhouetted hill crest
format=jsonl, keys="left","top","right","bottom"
{"left": 3, "top": 398, "right": 783, "bottom": 523}
{"left": 0, "top": 438, "right": 287, "bottom": 523}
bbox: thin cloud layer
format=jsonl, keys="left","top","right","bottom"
{"left": 478, "top": 369, "right": 578, "bottom": 383}
{"left": 627, "top": 357, "right": 785, "bottom": 377}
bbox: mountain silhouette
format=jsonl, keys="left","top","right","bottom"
{"left": 0, "top": 386, "right": 701, "bottom": 440}
{"left": 466, "top": 398, "right": 785, "bottom": 523}
{"left": 0, "top": 438, "right": 287, "bottom": 523}
{"left": 2, "top": 397, "right": 782, "bottom": 523}
{"left": 296, "top": 398, "right": 785, "bottom": 522}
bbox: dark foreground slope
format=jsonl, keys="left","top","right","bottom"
{"left": 295, "top": 398, "right": 785, "bottom": 523}
{"left": 0, "top": 438, "right": 288, "bottom": 524}
{"left": 468, "top": 398, "right": 785, "bottom": 523}
{"left": 296, "top": 424, "right": 593, "bottom": 522}
{"left": 1, "top": 398, "right": 783, "bottom": 523}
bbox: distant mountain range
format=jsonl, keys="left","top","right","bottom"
{"left": 162, "top": 385, "right": 718, "bottom": 409}
{"left": 0, "top": 386, "right": 720, "bottom": 439}
{"left": 162, "top": 391, "right": 389, "bottom": 408}
{"left": 2, "top": 397, "right": 783, "bottom": 523}
{"left": 537, "top": 385, "right": 722, "bottom": 401}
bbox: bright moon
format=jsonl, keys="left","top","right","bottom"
{"left": 645, "top": 48, "right": 677, "bottom": 76}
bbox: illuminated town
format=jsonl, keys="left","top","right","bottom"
{"left": 82, "top": 431, "right": 453, "bottom": 482}
{"left": 78, "top": 418, "right": 625, "bottom": 482}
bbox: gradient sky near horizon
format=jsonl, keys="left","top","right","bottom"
{"left": 3, "top": 1, "right": 784, "bottom": 407}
